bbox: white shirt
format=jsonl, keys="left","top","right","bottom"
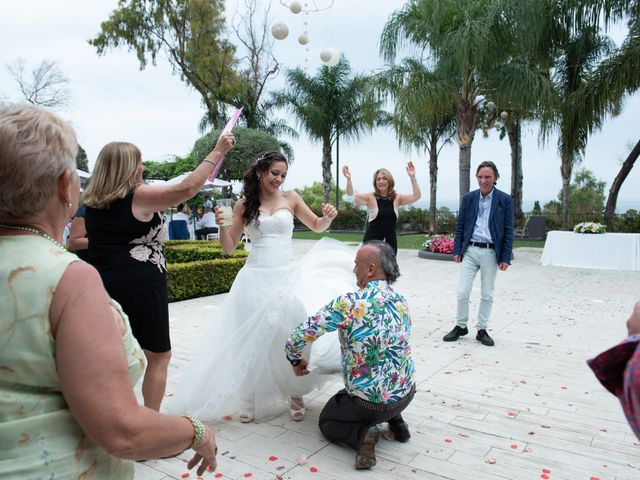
{"left": 197, "top": 211, "right": 217, "bottom": 229}
{"left": 172, "top": 212, "right": 190, "bottom": 222}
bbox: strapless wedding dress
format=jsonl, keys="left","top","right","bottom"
{"left": 169, "top": 209, "right": 357, "bottom": 422}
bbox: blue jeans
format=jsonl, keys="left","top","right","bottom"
{"left": 456, "top": 246, "right": 498, "bottom": 330}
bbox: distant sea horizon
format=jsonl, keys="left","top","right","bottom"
{"left": 411, "top": 199, "right": 640, "bottom": 214}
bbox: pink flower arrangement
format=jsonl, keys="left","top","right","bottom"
{"left": 423, "top": 235, "right": 455, "bottom": 254}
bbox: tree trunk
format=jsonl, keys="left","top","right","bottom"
{"left": 604, "top": 138, "right": 640, "bottom": 225}
{"left": 322, "top": 139, "right": 333, "bottom": 204}
{"left": 560, "top": 157, "right": 572, "bottom": 230}
{"left": 456, "top": 98, "right": 479, "bottom": 204}
{"left": 428, "top": 135, "right": 438, "bottom": 234}
{"left": 506, "top": 119, "right": 523, "bottom": 221}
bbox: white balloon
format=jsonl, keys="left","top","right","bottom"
{"left": 290, "top": 1, "right": 303, "bottom": 14}
{"left": 321, "top": 47, "right": 340, "bottom": 67}
{"left": 298, "top": 33, "right": 310, "bottom": 45}
{"left": 271, "top": 22, "right": 289, "bottom": 40}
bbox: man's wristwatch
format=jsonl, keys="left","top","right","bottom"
{"left": 289, "top": 357, "right": 302, "bottom": 367}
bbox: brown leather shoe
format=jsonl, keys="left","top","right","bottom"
{"left": 355, "top": 427, "right": 379, "bottom": 469}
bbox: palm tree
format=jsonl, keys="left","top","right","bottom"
{"left": 539, "top": 24, "right": 618, "bottom": 229}
{"left": 566, "top": 0, "right": 640, "bottom": 224}
{"left": 375, "top": 58, "right": 457, "bottom": 233}
{"left": 271, "top": 58, "right": 386, "bottom": 203}
{"left": 381, "top": 0, "right": 512, "bottom": 204}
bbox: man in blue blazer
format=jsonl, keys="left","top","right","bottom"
{"left": 443, "top": 161, "right": 514, "bottom": 346}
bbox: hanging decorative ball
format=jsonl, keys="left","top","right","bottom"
{"left": 493, "top": 121, "right": 501, "bottom": 129}
{"left": 486, "top": 101, "right": 495, "bottom": 110}
{"left": 320, "top": 47, "right": 340, "bottom": 66}
{"left": 500, "top": 111, "right": 508, "bottom": 120}
{"left": 298, "top": 33, "right": 310, "bottom": 45}
{"left": 271, "top": 22, "right": 289, "bottom": 40}
{"left": 290, "top": 1, "right": 303, "bottom": 14}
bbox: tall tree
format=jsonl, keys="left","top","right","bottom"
{"left": 76, "top": 145, "right": 89, "bottom": 172}
{"left": 567, "top": 0, "right": 640, "bottom": 223}
{"left": 375, "top": 58, "right": 456, "bottom": 233}
{"left": 226, "top": 0, "right": 297, "bottom": 159}
{"left": 7, "top": 59, "right": 70, "bottom": 108}
{"left": 90, "top": 0, "right": 242, "bottom": 126}
{"left": 539, "top": 24, "right": 617, "bottom": 229}
{"left": 271, "top": 58, "right": 386, "bottom": 203}
{"left": 381, "top": 0, "right": 511, "bottom": 204}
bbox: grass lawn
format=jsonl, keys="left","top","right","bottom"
{"left": 292, "top": 231, "right": 545, "bottom": 250}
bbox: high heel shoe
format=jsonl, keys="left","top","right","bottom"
{"left": 238, "top": 399, "right": 254, "bottom": 423}
{"left": 289, "top": 397, "right": 306, "bottom": 421}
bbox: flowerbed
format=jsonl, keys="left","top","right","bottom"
{"left": 574, "top": 221, "right": 606, "bottom": 234}
{"left": 422, "top": 235, "right": 455, "bottom": 254}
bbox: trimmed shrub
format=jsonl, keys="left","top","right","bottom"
{"left": 167, "top": 258, "right": 246, "bottom": 302}
{"left": 165, "top": 243, "right": 248, "bottom": 263}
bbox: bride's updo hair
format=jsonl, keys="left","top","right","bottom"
{"left": 241, "top": 150, "right": 288, "bottom": 225}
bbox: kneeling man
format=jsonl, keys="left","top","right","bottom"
{"left": 284, "top": 240, "right": 415, "bottom": 469}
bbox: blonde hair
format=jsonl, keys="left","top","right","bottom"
{"left": 83, "top": 142, "right": 142, "bottom": 209}
{"left": 0, "top": 103, "right": 77, "bottom": 221}
{"left": 372, "top": 168, "right": 397, "bottom": 201}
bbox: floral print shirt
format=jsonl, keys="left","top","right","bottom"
{"left": 285, "top": 280, "right": 415, "bottom": 404}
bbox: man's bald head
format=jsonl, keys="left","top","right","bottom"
{"left": 353, "top": 241, "right": 400, "bottom": 288}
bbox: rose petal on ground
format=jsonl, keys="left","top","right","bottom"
{"left": 214, "top": 474, "right": 223, "bottom": 479}
{"left": 542, "top": 469, "right": 551, "bottom": 474}
{"left": 310, "top": 467, "right": 318, "bottom": 472}
{"left": 181, "top": 474, "right": 189, "bottom": 479}
{"left": 541, "top": 475, "right": 550, "bottom": 479}
{"left": 444, "top": 438, "right": 453, "bottom": 443}
{"left": 268, "top": 456, "right": 278, "bottom": 461}
{"left": 510, "top": 444, "right": 518, "bottom": 449}
{"left": 507, "top": 411, "right": 516, "bottom": 417}
{"left": 223, "top": 415, "right": 233, "bottom": 420}
{"left": 485, "top": 458, "right": 497, "bottom": 464}
{"left": 590, "top": 477, "right": 601, "bottom": 480}
{"left": 243, "top": 474, "right": 252, "bottom": 478}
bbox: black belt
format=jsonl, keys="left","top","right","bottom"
{"left": 351, "top": 386, "right": 415, "bottom": 412}
{"left": 469, "top": 241, "right": 494, "bottom": 249}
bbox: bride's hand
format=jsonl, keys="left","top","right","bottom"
{"left": 321, "top": 203, "right": 338, "bottom": 221}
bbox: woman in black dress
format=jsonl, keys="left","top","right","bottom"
{"left": 342, "top": 163, "right": 421, "bottom": 254}
{"left": 83, "top": 133, "right": 234, "bottom": 410}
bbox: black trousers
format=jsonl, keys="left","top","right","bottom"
{"left": 318, "top": 386, "right": 415, "bottom": 450}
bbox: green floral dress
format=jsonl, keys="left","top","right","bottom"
{"left": 0, "top": 236, "right": 146, "bottom": 479}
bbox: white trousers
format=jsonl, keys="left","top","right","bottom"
{"left": 456, "top": 246, "right": 498, "bottom": 330}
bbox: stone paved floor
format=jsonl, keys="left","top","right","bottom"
{"left": 135, "top": 240, "right": 640, "bottom": 480}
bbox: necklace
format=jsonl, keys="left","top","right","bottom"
{"left": 0, "top": 223, "right": 66, "bottom": 250}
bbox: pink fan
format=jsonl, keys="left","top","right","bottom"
{"left": 208, "top": 107, "right": 243, "bottom": 182}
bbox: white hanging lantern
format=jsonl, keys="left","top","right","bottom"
{"left": 493, "top": 121, "right": 501, "bottom": 129}
{"left": 320, "top": 47, "right": 340, "bottom": 66}
{"left": 486, "top": 101, "right": 495, "bottom": 110}
{"left": 290, "top": 1, "right": 303, "bottom": 14}
{"left": 298, "top": 33, "right": 310, "bottom": 45}
{"left": 500, "top": 111, "right": 508, "bottom": 120}
{"left": 271, "top": 22, "right": 289, "bottom": 40}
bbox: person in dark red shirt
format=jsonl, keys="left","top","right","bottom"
{"left": 588, "top": 301, "right": 640, "bottom": 439}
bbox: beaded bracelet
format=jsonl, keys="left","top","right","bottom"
{"left": 183, "top": 415, "right": 205, "bottom": 449}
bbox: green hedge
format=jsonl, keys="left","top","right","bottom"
{"left": 167, "top": 258, "right": 247, "bottom": 302}
{"left": 165, "top": 243, "right": 248, "bottom": 263}
{"left": 164, "top": 240, "right": 248, "bottom": 302}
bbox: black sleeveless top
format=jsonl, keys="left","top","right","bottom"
{"left": 363, "top": 196, "right": 398, "bottom": 253}
{"left": 85, "top": 190, "right": 171, "bottom": 352}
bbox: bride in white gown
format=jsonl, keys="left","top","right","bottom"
{"left": 170, "top": 151, "right": 357, "bottom": 423}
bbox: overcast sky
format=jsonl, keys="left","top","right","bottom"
{"left": 1, "top": 0, "right": 639, "bottom": 211}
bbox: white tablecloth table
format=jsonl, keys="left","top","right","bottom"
{"left": 541, "top": 231, "right": 640, "bottom": 271}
